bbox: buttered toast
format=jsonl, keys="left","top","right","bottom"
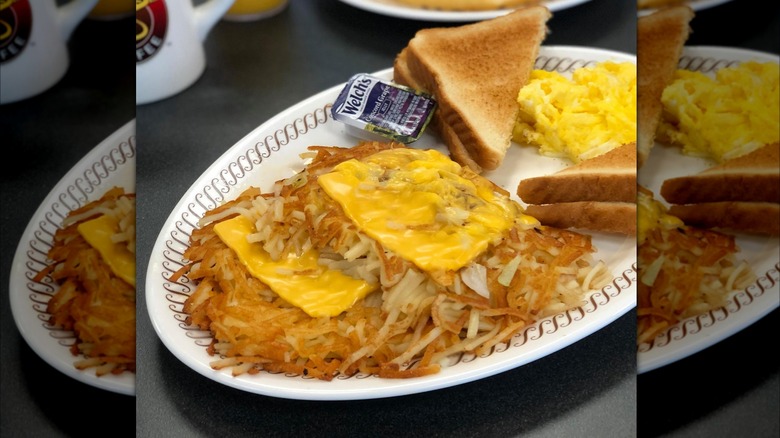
{"left": 525, "top": 202, "right": 637, "bottom": 235}
{"left": 517, "top": 143, "right": 637, "bottom": 235}
{"left": 660, "top": 143, "right": 780, "bottom": 204}
{"left": 661, "top": 143, "right": 780, "bottom": 235}
{"left": 637, "top": 5, "right": 694, "bottom": 168}
{"left": 394, "top": 48, "right": 486, "bottom": 173}
{"left": 393, "top": 6, "right": 551, "bottom": 173}
{"left": 667, "top": 202, "right": 779, "bottom": 235}
{"left": 518, "top": 142, "right": 637, "bottom": 204}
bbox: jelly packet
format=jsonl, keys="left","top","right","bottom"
{"left": 331, "top": 73, "right": 437, "bottom": 144}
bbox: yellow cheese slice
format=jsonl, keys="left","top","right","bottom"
{"left": 214, "top": 215, "right": 376, "bottom": 318}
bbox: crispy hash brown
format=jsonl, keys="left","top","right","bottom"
{"left": 173, "top": 141, "right": 612, "bottom": 380}
{"left": 34, "top": 187, "right": 136, "bottom": 376}
{"left": 636, "top": 188, "right": 755, "bottom": 344}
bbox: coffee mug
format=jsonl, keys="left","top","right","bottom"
{"left": 223, "top": 0, "right": 288, "bottom": 22}
{"left": 136, "top": 0, "right": 235, "bottom": 105}
{"left": 0, "top": 0, "right": 99, "bottom": 105}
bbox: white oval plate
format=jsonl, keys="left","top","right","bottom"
{"left": 338, "top": 0, "right": 592, "bottom": 22}
{"left": 8, "top": 119, "right": 137, "bottom": 396}
{"left": 637, "top": 46, "right": 780, "bottom": 374}
{"left": 146, "top": 46, "right": 637, "bottom": 401}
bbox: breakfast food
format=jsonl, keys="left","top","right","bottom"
{"left": 637, "top": 186, "right": 755, "bottom": 344}
{"left": 661, "top": 143, "right": 780, "bottom": 204}
{"left": 667, "top": 203, "right": 780, "bottom": 236}
{"left": 510, "top": 59, "right": 637, "bottom": 235}
{"left": 173, "top": 141, "right": 612, "bottom": 380}
{"left": 659, "top": 143, "right": 780, "bottom": 235}
{"left": 392, "top": 5, "right": 551, "bottom": 173}
{"left": 657, "top": 62, "right": 780, "bottom": 163}
{"left": 513, "top": 61, "right": 637, "bottom": 164}
{"left": 518, "top": 143, "right": 637, "bottom": 235}
{"left": 393, "top": 0, "right": 543, "bottom": 11}
{"left": 636, "top": 5, "right": 694, "bottom": 168}
{"left": 34, "top": 187, "right": 136, "bottom": 375}
{"left": 524, "top": 202, "right": 637, "bottom": 236}
{"left": 518, "top": 143, "right": 637, "bottom": 204}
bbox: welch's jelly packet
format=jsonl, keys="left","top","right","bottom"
{"left": 331, "top": 73, "right": 437, "bottom": 144}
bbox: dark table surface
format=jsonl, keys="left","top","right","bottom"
{"left": 0, "top": 0, "right": 777, "bottom": 437}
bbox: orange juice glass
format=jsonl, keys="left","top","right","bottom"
{"left": 88, "top": 0, "right": 134, "bottom": 20}
{"left": 223, "top": 0, "right": 288, "bottom": 21}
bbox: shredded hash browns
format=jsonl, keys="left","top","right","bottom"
{"left": 636, "top": 189, "right": 755, "bottom": 344}
{"left": 172, "top": 141, "right": 612, "bottom": 380}
{"left": 34, "top": 187, "right": 136, "bottom": 376}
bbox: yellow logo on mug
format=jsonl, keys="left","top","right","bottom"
{"left": 136, "top": 0, "right": 166, "bottom": 61}
{"left": 0, "top": 0, "right": 30, "bottom": 64}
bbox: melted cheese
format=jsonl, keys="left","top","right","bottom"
{"left": 317, "top": 148, "right": 521, "bottom": 272}
{"left": 214, "top": 215, "right": 376, "bottom": 318}
{"left": 637, "top": 189, "right": 684, "bottom": 246}
{"left": 77, "top": 215, "right": 136, "bottom": 287}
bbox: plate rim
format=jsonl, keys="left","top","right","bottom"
{"left": 337, "top": 0, "right": 592, "bottom": 22}
{"left": 8, "top": 119, "right": 137, "bottom": 396}
{"left": 677, "top": 45, "right": 780, "bottom": 63}
{"left": 145, "top": 45, "right": 637, "bottom": 400}
{"left": 636, "top": 45, "right": 780, "bottom": 374}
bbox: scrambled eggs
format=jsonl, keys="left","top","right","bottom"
{"left": 658, "top": 61, "right": 780, "bottom": 162}
{"left": 513, "top": 61, "right": 637, "bottom": 163}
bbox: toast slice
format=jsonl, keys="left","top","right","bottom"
{"left": 660, "top": 143, "right": 780, "bottom": 204}
{"left": 667, "top": 202, "right": 780, "bottom": 235}
{"left": 524, "top": 202, "right": 637, "bottom": 235}
{"left": 394, "top": 48, "right": 485, "bottom": 173}
{"left": 517, "top": 142, "right": 637, "bottom": 204}
{"left": 660, "top": 143, "right": 780, "bottom": 235}
{"left": 637, "top": 5, "right": 694, "bottom": 168}
{"left": 517, "top": 143, "right": 637, "bottom": 235}
{"left": 393, "top": 5, "right": 551, "bottom": 172}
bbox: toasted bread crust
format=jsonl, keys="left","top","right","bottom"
{"left": 525, "top": 202, "right": 637, "bottom": 235}
{"left": 662, "top": 174, "right": 780, "bottom": 204}
{"left": 519, "top": 174, "right": 637, "bottom": 203}
{"left": 394, "top": 48, "right": 484, "bottom": 173}
{"left": 637, "top": 5, "right": 694, "bottom": 168}
{"left": 661, "top": 144, "right": 780, "bottom": 203}
{"left": 394, "top": 6, "right": 551, "bottom": 172}
{"left": 668, "top": 202, "right": 780, "bottom": 235}
{"left": 517, "top": 143, "right": 637, "bottom": 203}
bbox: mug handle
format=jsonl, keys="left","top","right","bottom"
{"left": 57, "top": 0, "right": 100, "bottom": 41}
{"left": 194, "top": 0, "right": 236, "bottom": 42}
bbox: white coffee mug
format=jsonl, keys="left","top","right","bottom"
{"left": 136, "top": 0, "right": 235, "bottom": 105}
{"left": 0, "top": 0, "right": 99, "bottom": 105}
